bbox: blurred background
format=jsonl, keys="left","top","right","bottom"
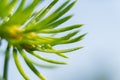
{"left": 0, "top": 0, "right": 120, "bottom": 80}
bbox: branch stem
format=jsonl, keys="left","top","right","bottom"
{"left": 3, "top": 45, "right": 10, "bottom": 80}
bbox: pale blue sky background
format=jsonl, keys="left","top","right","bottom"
{"left": 0, "top": 0, "right": 120, "bottom": 80}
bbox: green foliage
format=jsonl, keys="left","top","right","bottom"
{"left": 0, "top": 0, "right": 86, "bottom": 80}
